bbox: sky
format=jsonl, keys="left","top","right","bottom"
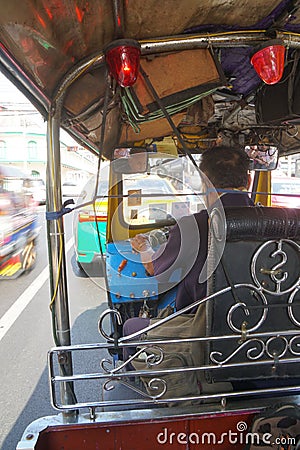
{"left": 0, "top": 72, "right": 34, "bottom": 107}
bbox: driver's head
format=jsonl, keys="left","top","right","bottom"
{"left": 199, "top": 145, "right": 250, "bottom": 189}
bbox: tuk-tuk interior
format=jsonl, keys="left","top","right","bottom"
{"left": 1, "top": 1, "right": 300, "bottom": 448}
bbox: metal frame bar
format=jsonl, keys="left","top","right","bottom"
{"left": 46, "top": 97, "right": 77, "bottom": 416}
{"left": 48, "top": 337, "right": 300, "bottom": 411}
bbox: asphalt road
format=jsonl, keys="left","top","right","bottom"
{"left": 0, "top": 206, "right": 109, "bottom": 450}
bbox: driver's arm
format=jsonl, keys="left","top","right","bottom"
{"left": 131, "top": 234, "right": 155, "bottom": 275}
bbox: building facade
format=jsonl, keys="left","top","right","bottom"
{"left": 0, "top": 108, "right": 97, "bottom": 183}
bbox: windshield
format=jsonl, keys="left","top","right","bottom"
{"left": 121, "top": 154, "right": 204, "bottom": 226}
{"left": 124, "top": 176, "right": 175, "bottom": 195}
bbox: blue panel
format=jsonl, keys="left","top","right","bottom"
{"left": 106, "top": 241, "right": 159, "bottom": 304}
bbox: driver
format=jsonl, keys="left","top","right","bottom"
{"left": 123, "top": 145, "right": 254, "bottom": 362}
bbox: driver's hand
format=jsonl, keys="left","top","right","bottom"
{"left": 131, "top": 234, "right": 151, "bottom": 253}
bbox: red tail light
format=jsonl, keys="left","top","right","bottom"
{"left": 104, "top": 39, "right": 141, "bottom": 87}
{"left": 250, "top": 40, "right": 285, "bottom": 85}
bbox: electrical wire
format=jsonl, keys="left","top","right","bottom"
{"left": 48, "top": 114, "right": 64, "bottom": 315}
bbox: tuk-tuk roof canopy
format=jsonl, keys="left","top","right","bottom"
{"left": 1, "top": 0, "right": 300, "bottom": 158}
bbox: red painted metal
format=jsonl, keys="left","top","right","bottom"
{"left": 32, "top": 410, "right": 257, "bottom": 450}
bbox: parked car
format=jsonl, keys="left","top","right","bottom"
{"left": 271, "top": 176, "right": 300, "bottom": 208}
{"left": 62, "top": 181, "right": 83, "bottom": 197}
{"left": 23, "top": 178, "right": 46, "bottom": 205}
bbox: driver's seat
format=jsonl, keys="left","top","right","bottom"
{"left": 204, "top": 206, "right": 300, "bottom": 386}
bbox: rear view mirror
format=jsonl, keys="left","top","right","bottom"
{"left": 245, "top": 145, "right": 279, "bottom": 171}
{"left": 113, "top": 147, "right": 148, "bottom": 174}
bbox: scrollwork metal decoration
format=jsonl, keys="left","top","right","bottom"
{"left": 227, "top": 284, "right": 268, "bottom": 333}
{"left": 101, "top": 345, "right": 164, "bottom": 375}
{"left": 265, "top": 335, "right": 288, "bottom": 359}
{"left": 289, "top": 335, "right": 300, "bottom": 355}
{"left": 101, "top": 344, "right": 168, "bottom": 400}
{"left": 103, "top": 378, "right": 149, "bottom": 398}
{"left": 98, "top": 308, "right": 123, "bottom": 341}
{"left": 146, "top": 377, "right": 167, "bottom": 398}
{"left": 210, "top": 334, "right": 300, "bottom": 365}
{"left": 251, "top": 239, "right": 300, "bottom": 296}
{"left": 210, "top": 338, "right": 265, "bottom": 365}
{"left": 102, "top": 376, "right": 167, "bottom": 400}
{"left": 288, "top": 288, "right": 300, "bottom": 328}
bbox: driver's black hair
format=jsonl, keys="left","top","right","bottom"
{"left": 199, "top": 145, "right": 250, "bottom": 189}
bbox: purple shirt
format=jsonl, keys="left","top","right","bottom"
{"left": 152, "top": 192, "right": 254, "bottom": 311}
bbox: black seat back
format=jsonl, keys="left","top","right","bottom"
{"left": 205, "top": 207, "right": 300, "bottom": 383}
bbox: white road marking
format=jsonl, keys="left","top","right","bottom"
{"left": 0, "top": 238, "right": 74, "bottom": 343}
